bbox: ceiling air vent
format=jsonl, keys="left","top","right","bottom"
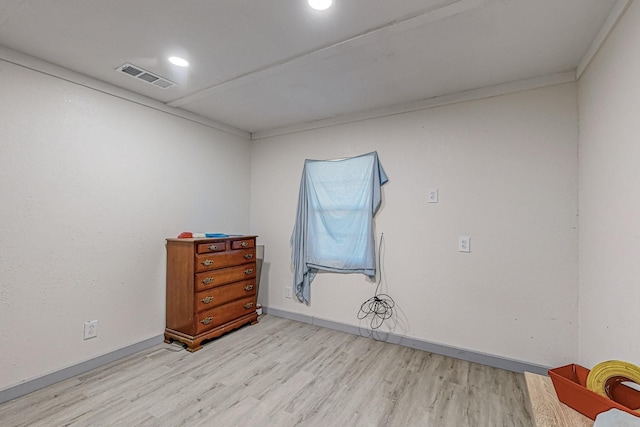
{"left": 115, "top": 63, "right": 176, "bottom": 89}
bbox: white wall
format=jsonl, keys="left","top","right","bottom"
{"left": 578, "top": 1, "right": 640, "bottom": 368}
{"left": 251, "top": 83, "right": 579, "bottom": 368}
{"left": 0, "top": 60, "right": 251, "bottom": 391}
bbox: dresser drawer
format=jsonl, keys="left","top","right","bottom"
{"left": 195, "top": 296, "right": 257, "bottom": 335}
{"left": 195, "top": 263, "right": 257, "bottom": 291}
{"left": 195, "top": 249, "right": 256, "bottom": 272}
{"left": 196, "top": 241, "right": 226, "bottom": 254}
{"left": 195, "top": 279, "right": 256, "bottom": 312}
{"left": 231, "top": 238, "right": 255, "bottom": 250}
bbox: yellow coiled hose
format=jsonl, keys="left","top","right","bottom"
{"left": 586, "top": 360, "right": 640, "bottom": 413}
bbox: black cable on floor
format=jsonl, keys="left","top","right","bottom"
{"left": 357, "top": 233, "right": 395, "bottom": 329}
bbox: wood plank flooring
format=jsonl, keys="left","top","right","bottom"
{"left": 0, "top": 315, "right": 534, "bottom": 426}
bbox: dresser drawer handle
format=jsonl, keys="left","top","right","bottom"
{"left": 240, "top": 241, "right": 248, "bottom": 247}
{"left": 202, "top": 259, "right": 214, "bottom": 266}
{"left": 202, "top": 277, "right": 214, "bottom": 285}
{"left": 244, "top": 253, "right": 253, "bottom": 260}
{"left": 200, "top": 317, "right": 213, "bottom": 325}
{"left": 244, "top": 268, "right": 253, "bottom": 275}
{"left": 201, "top": 296, "right": 214, "bottom": 304}
{"left": 208, "top": 244, "right": 218, "bottom": 251}
{"left": 244, "top": 302, "right": 254, "bottom": 309}
{"left": 244, "top": 284, "right": 254, "bottom": 291}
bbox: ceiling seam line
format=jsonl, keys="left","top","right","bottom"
{"left": 167, "top": 0, "right": 478, "bottom": 108}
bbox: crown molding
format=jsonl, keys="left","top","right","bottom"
{"left": 0, "top": 45, "right": 250, "bottom": 140}
{"left": 576, "top": 0, "right": 633, "bottom": 79}
{"left": 251, "top": 70, "right": 576, "bottom": 140}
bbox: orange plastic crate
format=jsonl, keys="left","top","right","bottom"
{"left": 549, "top": 364, "right": 640, "bottom": 420}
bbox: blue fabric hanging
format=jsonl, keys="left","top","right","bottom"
{"left": 291, "top": 151, "right": 388, "bottom": 304}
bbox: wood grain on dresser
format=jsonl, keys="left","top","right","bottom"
{"left": 164, "top": 235, "right": 259, "bottom": 351}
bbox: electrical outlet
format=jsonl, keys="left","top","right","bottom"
{"left": 458, "top": 236, "right": 470, "bottom": 253}
{"left": 84, "top": 320, "right": 98, "bottom": 340}
{"left": 285, "top": 287, "right": 292, "bottom": 299}
{"left": 427, "top": 189, "right": 439, "bottom": 203}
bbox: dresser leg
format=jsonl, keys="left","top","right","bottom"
{"left": 186, "top": 343, "right": 202, "bottom": 352}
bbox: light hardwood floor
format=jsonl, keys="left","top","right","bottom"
{"left": 0, "top": 315, "right": 534, "bottom": 426}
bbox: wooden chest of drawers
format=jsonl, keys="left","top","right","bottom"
{"left": 164, "top": 235, "right": 259, "bottom": 351}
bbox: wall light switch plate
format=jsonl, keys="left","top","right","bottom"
{"left": 458, "top": 236, "right": 470, "bottom": 252}
{"left": 427, "top": 189, "right": 438, "bottom": 203}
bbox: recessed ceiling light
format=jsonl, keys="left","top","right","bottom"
{"left": 308, "top": 0, "right": 332, "bottom": 11}
{"left": 168, "top": 56, "right": 189, "bottom": 67}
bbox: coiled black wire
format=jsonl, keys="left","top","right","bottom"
{"left": 357, "top": 233, "right": 395, "bottom": 329}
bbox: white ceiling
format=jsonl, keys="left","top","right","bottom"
{"left": 0, "top": 0, "right": 619, "bottom": 136}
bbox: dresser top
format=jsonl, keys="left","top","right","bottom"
{"left": 167, "top": 235, "right": 257, "bottom": 243}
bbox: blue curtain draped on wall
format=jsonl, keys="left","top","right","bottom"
{"left": 291, "top": 151, "right": 388, "bottom": 304}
